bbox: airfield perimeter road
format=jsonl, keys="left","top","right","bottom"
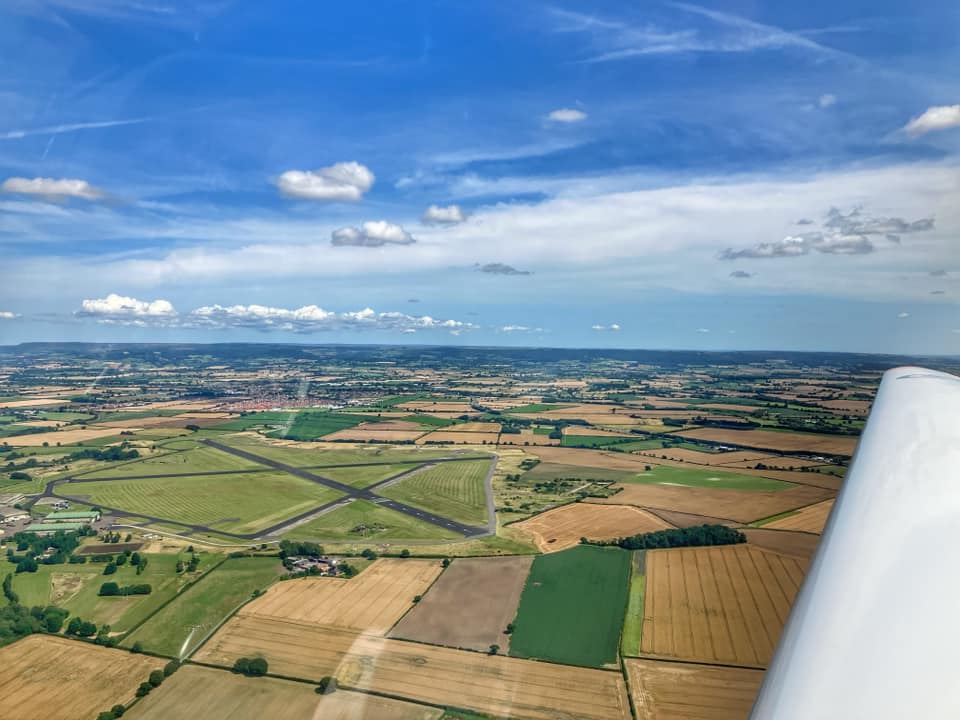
{"left": 37, "top": 441, "right": 496, "bottom": 541}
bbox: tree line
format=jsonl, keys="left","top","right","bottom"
{"left": 583, "top": 524, "right": 746, "bottom": 550}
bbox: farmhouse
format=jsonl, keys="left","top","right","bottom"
{"left": 44, "top": 510, "right": 101, "bottom": 523}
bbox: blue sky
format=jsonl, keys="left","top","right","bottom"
{"left": 0, "top": 0, "right": 958, "bottom": 353}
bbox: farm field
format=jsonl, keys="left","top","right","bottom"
{"left": 590, "top": 482, "right": 834, "bottom": 524}
{"left": 122, "top": 557, "right": 285, "bottom": 656}
{"left": 513, "top": 503, "right": 673, "bottom": 552}
{"left": 79, "top": 445, "right": 267, "bottom": 478}
{"left": 742, "top": 528, "right": 820, "bottom": 559}
{"left": 264, "top": 411, "right": 370, "bottom": 440}
{"left": 509, "top": 545, "right": 631, "bottom": 668}
{"left": 522, "top": 461, "right": 638, "bottom": 484}
{"left": 62, "top": 471, "right": 344, "bottom": 534}
{"left": 317, "top": 462, "right": 423, "bottom": 488}
{"left": 624, "top": 464, "right": 794, "bottom": 491}
{"left": 240, "top": 558, "right": 443, "bottom": 634}
{"left": 378, "top": 458, "right": 492, "bottom": 526}
{"left": 416, "top": 430, "right": 500, "bottom": 444}
{"left": 625, "top": 658, "right": 765, "bottom": 720}
{"left": 390, "top": 555, "right": 534, "bottom": 652}
{"left": 4, "top": 552, "right": 215, "bottom": 633}
{"left": 621, "top": 551, "right": 646, "bottom": 656}
{"left": 127, "top": 664, "right": 443, "bottom": 720}
{"left": 642, "top": 544, "right": 808, "bottom": 667}
{"left": 324, "top": 427, "right": 427, "bottom": 441}
{"left": 283, "top": 498, "right": 461, "bottom": 542}
{"left": 195, "top": 616, "right": 631, "bottom": 720}
{"left": 761, "top": 499, "right": 835, "bottom": 533}
{"left": 216, "top": 437, "right": 476, "bottom": 468}
{"left": 0, "top": 635, "right": 164, "bottom": 720}
{"left": 2, "top": 426, "right": 124, "bottom": 446}
{"left": 673, "top": 427, "right": 858, "bottom": 456}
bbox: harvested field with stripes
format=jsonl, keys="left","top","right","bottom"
{"left": 590, "top": 482, "right": 833, "bottom": 524}
{"left": 240, "top": 558, "right": 443, "bottom": 634}
{"left": 742, "top": 528, "right": 820, "bottom": 559}
{"left": 672, "top": 428, "right": 858, "bottom": 456}
{"left": 127, "top": 664, "right": 442, "bottom": 720}
{"left": 513, "top": 503, "right": 673, "bottom": 552}
{"left": 378, "top": 458, "right": 492, "bottom": 525}
{"left": 194, "top": 615, "right": 631, "bottom": 720}
{"left": 625, "top": 658, "right": 764, "bottom": 720}
{"left": 642, "top": 544, "right": 808, "bottom": 667}
{"left": 0, "top": 635, "right": 164, "bottom": 720}
{"left": 762, "top": 499, "right": 835, "bottom": 533}
{"left": 416, "top": 430, "right": 500, "bottom": 444}
{"left": 390, "top": 555, "right": 534, "bottom": 651}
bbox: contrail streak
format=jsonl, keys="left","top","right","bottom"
{"left": 1, "top": 117, "right": 151, "bottom": 140}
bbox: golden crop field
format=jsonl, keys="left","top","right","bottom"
{"left": 763, "top": 499, "right": 835, "bottom": 533}
{"left": 240, "top": 558, "right": 443, "bottom": 634}
{"left": 195, "top": 616, "right": 631, "bottom": 720}
{"left": 673, "top": 428, "right": 859, "bottom": 456}
{"left": 590, "top": 482, "right": 833, "bottom": 524}
{"left": 0, "top": 635, "right": 165, "bottom": 720}
{"left": 513, "top": 503, "right": 673, "bottom": 552}
{"left": 625, "top": 658, "right": 764, "bottom": 720}
{"left": 324, "top": 427, "right": 427, "bottom": 441}
{"left": 3, "top": 426, "right": 128, "bottom": 446}
{"left": 642, "top": 544, "right": 808, "bottom": 667}
{"left": 127, "top": 664, "right": 442, "bottom": 720}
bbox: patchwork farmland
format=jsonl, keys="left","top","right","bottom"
{"left": 195, "top": 616, "right": 632, "bottom": 720}
{"left": 240, "top": 558, "right": 443, "bottom": 634}
{"left": 509, "top": 545, "right": 632, "bottom": 668}
{"left": 513, "top": 503, "right": 673, "bottom": 552}
{"left": 641, "top": 544, "right": 808, "bottom": 667}
{"left": 390, "top": 555, "right": 534, "bottom": 651}
{"left": 127, "top": 664, "right": 443, "bottom": 720}
{"left": 0, "top": 635, "right": 164, "bottom": 720}
{"left": 625, "top": 658, "right": 765, "bottom": 720}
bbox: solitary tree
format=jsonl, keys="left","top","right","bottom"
{"left": 488, "top": 644, "right": 500, "bottom": 655}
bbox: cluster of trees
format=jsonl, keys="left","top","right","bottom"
{"left": 96, "top": 705, "right": 128, "bottom": 720}
{"left": 585, "top": 524, "right": 747, "bottom": 551}
{"left": 278, "top": 540, "right": 324, "bottom": 558}
{"left": 232, "top": 657, "right": 269, "bottom": 676}
{"left": 0, "top": 603, "right": 69, "bottom": 644}
{"left": 98, "top": 582, "right": 152, "bottom": 596}
{"left": 65, "top": 616, "right": 98, "bottom": 637}
{"left": 67, "top": 444, "right": 140, "bottom": 463}
{"left": 103, "top": 550, "right": 150, "bottom": 576}
{"left": 6, "top": 528, "right": 91, "bottom": 572}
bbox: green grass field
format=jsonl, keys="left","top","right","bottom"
{"left": 623, "top": 464, "right": 794, "bottom": 491}
{"left": 317, "top": 463, "right": 423, "bottom": 488}
{"left": 509, "top": 545, "right": 631, "bottom": 667}
{"left": 503, "top": 403, "right": 572, "bottom": 414}
{"left": 218, "top": 437, "right": 472, "bottom": 468}
{"left": 63, "top": 472, "right": 344, "bottom": 534}
{"left": 284, "top": 498, "right": 461, "bottom": 542}
{"left": 209, "top": 411, "right": 299, "bottom": 431}
{"left": 403, "top": 414, "right": 457, "bottom": 427}
{"left": 378, "top": 459, "right": 491, "bottom": 526}
{"left": 560, "top": 434, "right": 635, "bottom": 448}
{"left": 38, "top": 411, "right": 96, "bottom": 422}
{"left": 264, "top": 411, "right": 370, "bottom": 440}
{"left": 620, "top": 552, "right": 646, "bottom": 656}
{"left": 522, "top": 462, "right": 638, "bottom": 483}
{"left": 122, "top": 556, "right": 284, "bottom": 656}
{"left": 3, "top": 552, "right": 217, "bottom": 633}
{"left": 77, "top": 445, "right": 267, "bottom": 478}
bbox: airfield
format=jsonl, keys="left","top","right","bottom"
{"left": 1, "top": 343, "right": 949, "bottom": 720}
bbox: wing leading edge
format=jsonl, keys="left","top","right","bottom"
{"left": 750, "top": 366, "right": 960, "bottom": 719}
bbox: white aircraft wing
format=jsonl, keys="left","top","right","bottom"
{"left": 750, "top": 366, "right": 960, "bottom": 719}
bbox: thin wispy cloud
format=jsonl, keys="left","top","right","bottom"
{"left": 550, "top": 3, "right": 859, "bottom": 64}
{"left": 0, "top": 117, "right": 152, "bottom": 141}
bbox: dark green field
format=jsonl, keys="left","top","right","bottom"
{"left": 264, "top": 411, "right": 370, "bottom": 440}
{"left": 560, "top": 434, "right": 634, "bottom": 448}
{"left": 508, "top": 545, "right": 631, "bottom": 667}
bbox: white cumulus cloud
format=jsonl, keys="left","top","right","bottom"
{"left": 547, "top": 108, "right": 588, "bottom": 123}
{"left": 422, "top": 204, "right": 467, "bottom": 226}
{"left": 2, "top": 177, "right": 105, "bottom": 201}
{"left": 275, "top": 161, "right": 374, "bottom": 201}
{"left": 331, "top": 221, "right": 415, "bottom": 247}
{"left": 904, "top": 105, "right": 960, "bottom": 137}
{"left": 592, "top": 323, "right": 621, "bottom": 331}
{"left": 79, "top": 293, "right": 176, "bottom": 318}
{"left": 0, "top": 311, "right": 18, "bottom": 319}
{"left": 818, "top": 94, "right": 837, "bottom": 108}
{"left": 897, "top": 312, "right": 910, "bottom": 319}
